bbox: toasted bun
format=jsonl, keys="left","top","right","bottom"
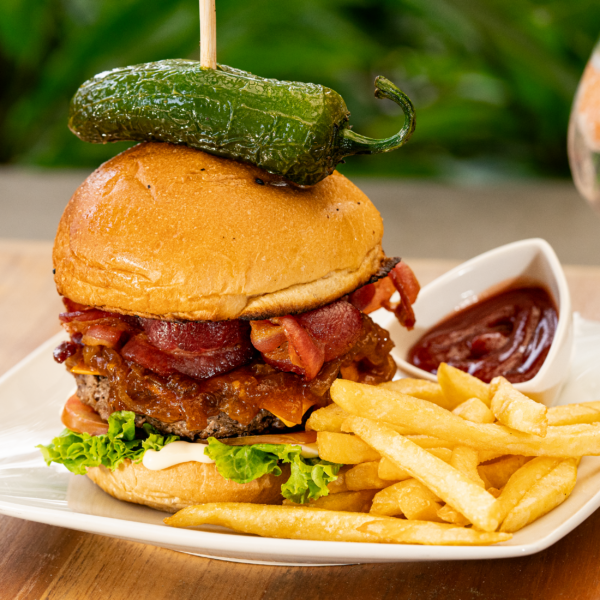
{"left": 86, "top": 460, "right": 288, "bottom": 513}
{"left": 53, "top": 142, "right": 385, "bottom": 320}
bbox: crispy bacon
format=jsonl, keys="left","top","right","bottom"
{"left": 249, "top": 320, "right": 287, "bottom": 353}
{"left": 57, "top": 260, "right": 419, "bottom": 387}
{"left": 392, "top": 262, "right": 420, "bottom": 304}
{"left": 122, "top": 332, "right": 255, "bottom": 380}
{"left": 274, "top": 315, "right": 325, "bottom": 380}
{"left": 349, "top": 277, "right": 396, "bottom": 314}
{"left": 62, "top": 298, "right": 93, "bottom": 313}
{"left": 121, "top": 336, "right": 176, "bottom": 377}
{"left": 59, "top": 309, "right": 114, "bottom": 324}
{"left": 53, "top": 341, "right": 79, "bottom": 364}
{"left": 388, "top": 262, "right": 420, "bottom": 330}
{"left": 250, "top": 300, "right": 362, "bottom": 381}
{"left": 142, "top": 319, "right": 247, "bottom": 352}
{"left": 348, "top": 261, "right": 420, "bottom": 330}
{"left": 168, "top": 345, "right": 256, "bottom": 380}
{"left": 300, "top": 298, "right": 363, "bottom": 360}
{"left": 81, "top": 324, "right": 127, "bottom": 348}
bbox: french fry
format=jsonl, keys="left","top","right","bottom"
{"left": 379, "top": 379, "right": 452, "bottom": 410}
{"left": 327, "top": 465, "right": 351, "bottom": 494}
{"left": 437, "top": 504, "right": 470, "bottom": 526}
{"left": 453, "top": 398, "right": 495, "bottom": 424}
{"left": 404, "top": 435, "right": 454, "bottom": 449}
{"left": 341, "top": 421, "right": 450, "bottom": 449}
{"left": 344, "top": 416, "right": 501, "bottom": 532}
{"left": 437, "top": 363, "right": 491, "bottom": 408}
{"left": 166, "top": 502, "right": 512, "bottom": 545}
{"left": 358, "top": 520, "right": 511, "bottom": 546}
{"left": 490, "top": 377, "right": 548, "bottom": 437}
{"left": 371, "top": 479, "right": 442, "bottom": 520}
{"left": 428, "top": 447, "right": 454, "bottom": 462}
{"left": 399, "top": 492, "right": 443, "bottom": 522}
{"left": 369, "top": 482, "right": 408, "bottom": 517}
{"left": 306, "top": 404, "right": 349, "bottom": 432}
{"left": 331, "top": 379, "right": 600, "bottom": 457}
{"left": 500, "top": 459, "right": 578, "bottom": 532}
{"left": 478, "top": 451, "right": 506, "bottom": 463}
{"left": 165, "top": 503, "right": 399, "bottom": 543}
{"left": 478, "top": 455, "right": 531, "bottom": 490}
{"left": 495, "top": 457, "right": 561, "bottom": 524}
{"left": 548, "top": 401, "right": 600, "bottom": 426}
{"left": 378, "top": 457, "right": 411, "bottom": 481}
{"left": 450, "top": 446, "right": 485, "bottom": 488}
{"left": 345, "top": 461, "right": 397, "bottom": 491}
{"left": 487, "top": 487, "right": 502, "bottom": 498}
{"left": 283, "top": 490, "right": 376, "bottom": 513}
{"left": 316, "top": 431, "right": 380, "bottom": 464}
{"left": 378, "top": 448, "right": 452, "bottom": 481}
{"left": 308, "top": 402, "right": 414, "bottom": 435}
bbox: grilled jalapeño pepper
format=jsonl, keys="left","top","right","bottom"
{"left": 69, "top": 60, "right": 415, "bottom": 186}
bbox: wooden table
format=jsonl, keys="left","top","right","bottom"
{"left": 2, "top": 240, "right": 600, "bottom": 600}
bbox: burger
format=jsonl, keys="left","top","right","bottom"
{"left": 39, "top": 141, "right": 419, "bottom": 512}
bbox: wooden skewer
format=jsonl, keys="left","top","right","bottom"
{"left": 200, "top": 0, "right": 217, "bottom": 69}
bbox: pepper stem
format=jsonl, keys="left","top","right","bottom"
{"left": 339, "top": 76, "right": 416, "bottom": 156}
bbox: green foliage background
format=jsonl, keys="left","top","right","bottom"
{"left": 1, "top": 0, "right": 598, "bottom": 178}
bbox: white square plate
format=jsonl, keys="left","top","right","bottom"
{"left": 1, "top": 314, "right": 599, "bottom": 565}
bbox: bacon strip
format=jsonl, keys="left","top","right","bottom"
{"left": 122, "top": 332, "right": 255, "bottom": 380}
{"left": 62, "top": 298, "right": 93, "bottom": 313}
{"left": 298, "top": 300, "right": 363, "bottom": 361}
{"left": 388, "top": 262, "right": 420, "bottom": 330}
{"left": 121, "top": 336, "right": 176, "bottom": 377}
{"left": 142, "top": 319, "right": 248, "bottom": 352}
{"left": 53, "top": 341, "right": 79, "bottom": 364}
{"left": 167, "top": 344, "right": 256, "bottom": 380}
{"left": 392, "top": 262, "right": 420, "bottom": 304}
{"left": 250, "top": 300, "right": 362, "bottom": 381}
{"left": 249, "top": 320, "right": 287, "bottom": 353}
{"left": 59, "top": 309, "right": 114, "bottom": 324}
{"left": 81, "top": 324, "right": 126, "bottom": 348}
{"left": 274, "top": 316, "right": 325, "bottom": 381}
{"left": 349, "top": 277, "right": 396, "bottom": 315}
{"left": 349, "top": 261, "right": 420, "bottom": 330}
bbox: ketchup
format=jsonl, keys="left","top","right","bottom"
{"left": 408, "top": 286, "right": 558, "bottom": 383}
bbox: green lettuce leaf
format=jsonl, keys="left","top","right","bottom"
{"left": 38, "top": 413, "right": 341, "bottom": 504}
{"left": 37, "top": 411, "right": 179, "bottom": 475}
{"left": 205, "top": 437, "right": 341, "bottom": 504}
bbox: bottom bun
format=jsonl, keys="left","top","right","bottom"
{"left": 86, "top": 460, "right": 289, "bottom": 513}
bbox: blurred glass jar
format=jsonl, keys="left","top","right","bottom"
{"left": 568, "top": 40, "right": 600, "bottom": 214}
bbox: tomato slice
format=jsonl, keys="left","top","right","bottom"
{"left": 220, "top": 430, "right": 317, "bottom": 446}
{"left": 61, "top": 394, "right": 109, "bottom": 436}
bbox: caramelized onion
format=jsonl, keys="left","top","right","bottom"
{"left": 56, "top": 296, "right": 398, "bottom": 434}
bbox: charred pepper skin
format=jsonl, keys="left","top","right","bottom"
{"left": 68, "top": 60, "right": 415, "bottom": 186}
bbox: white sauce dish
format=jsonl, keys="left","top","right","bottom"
{"left": 375, "top": 238, "right": 573, "bottom": 406}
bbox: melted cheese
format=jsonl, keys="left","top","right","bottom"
{"left": 268, "top": 398, "right": 318, "bottom": 427}
{"left": 70, "top": 365, "right": 103, "bottom": 376}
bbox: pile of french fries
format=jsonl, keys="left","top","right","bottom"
{"left": 165, "top": 364, "right": 600, "bottom": 546}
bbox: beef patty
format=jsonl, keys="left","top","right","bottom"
{"left": 75, "top": 374, "right": 287, "bottom": 440}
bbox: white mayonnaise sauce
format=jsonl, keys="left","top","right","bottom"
{"left": 142, "top": 441, "right": 214, "bottom": 470}
{"left": 142, "top": 440, "right": 320, "bottom": 471}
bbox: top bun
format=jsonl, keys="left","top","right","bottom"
{"left": 54, "top": 142, "right": 385, "bottom": 321}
